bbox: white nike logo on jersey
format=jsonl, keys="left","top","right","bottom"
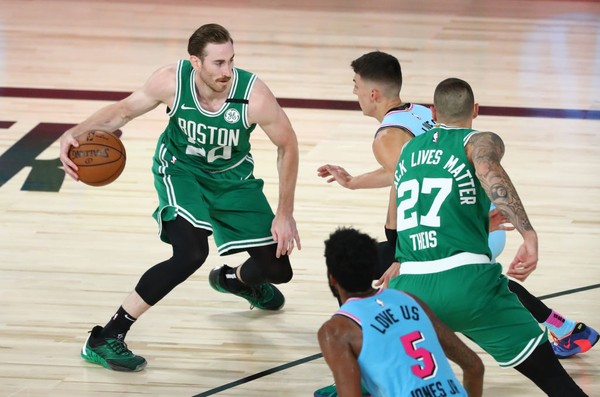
{"left": 181, "top": 104, "right": 196, "bottom": 110}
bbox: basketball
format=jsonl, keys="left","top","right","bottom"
{"left": 68, "top": 130, "right": 126, "bottom": 186}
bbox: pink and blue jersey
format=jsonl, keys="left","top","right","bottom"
{"left": 336, "top": 289, "right": 467, "bottom": 397}
{"left": 376, "top": 103, "right": 435, "bottom": 138}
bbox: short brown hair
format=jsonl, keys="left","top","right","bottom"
{"left": 351, "top": 51, "right": 402, "bottom": 95}
{"left": 188, "top": 24, "right": 233, "bottom": 59}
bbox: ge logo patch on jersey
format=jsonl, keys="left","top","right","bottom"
{"left": 224, "top": 108, "right": 241, "bottom": 124}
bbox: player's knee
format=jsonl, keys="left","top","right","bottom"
{"left": 170, "top": 241, "right": 208, "bottom": 281}
{"left": 265, "top": 256, "right": 293, "bottom": 284}
{"left": 134, "top": 240, "right": 209, "bottom": 306}
{"left": 269, "top": 264, "right": 293, "bottom": 284}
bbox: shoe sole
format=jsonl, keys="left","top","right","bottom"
{"left": 257, "top": 287, "right": 285, "bottom": 311}
{"left": 81, "top": 333, "right": 147, "bottom": 372}
{"left": 81, "top": 349, "right": 147, "bottom": 372}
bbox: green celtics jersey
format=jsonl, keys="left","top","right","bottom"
{"left": 394, "top": 124, "right": 492, "bottom": 266}
{"left": 163, "top": 60, "right": 257, "bottom": 172}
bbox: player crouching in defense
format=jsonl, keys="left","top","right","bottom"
{"left": 318, "top": 227, "right": 484, "bottom": 397}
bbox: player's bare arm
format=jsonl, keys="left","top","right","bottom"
{"left": 467, "top": 131, "right": 538, "bottom": 280}
{"left": 489, "top": 207, "right": 515, "bottom": 232}
{"left": 318, "top": 127, "right": 411, "bottom": 190}
{"left": 410, "top": 294, "right": 484, "bottom": 397}
{"left": 372, "top": 127, "right": 411, "bottom": 174}
{"left": 317, "top": 165, "right": 391, "bottom": 190}
{"left": 59, "top": 64, "right": 177, "bottom": 180}
{"left": 467, "top": 132, "right": 532, "bottom": 233}
{"left": 367, "top": 128, "right": 412, "bottom": 286}
{"left": 318, "top": 317, "right": 364, "bottom": 397}
{"left": 248, "top": 77, "right": 301, "bottom": 257}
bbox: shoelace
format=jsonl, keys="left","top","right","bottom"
{"left": 106, "top": 338, "right": 133, "bottom": 356}
{"left": 246, "top": 284, "right": 273, "bottom": 310}
{"left": 248, "top": 287, "right": 261, "bottom": 310}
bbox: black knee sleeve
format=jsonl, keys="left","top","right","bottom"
{"left": 135, "top": 217, "right": 209, "bottom": 306}
{"left": 266, "top": 256, "right": 293, "bottom": 284}
{"left": 241, "top": 245, "right": 293, "bottom": 286}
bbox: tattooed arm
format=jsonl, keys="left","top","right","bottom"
{"left": 466, "top": 131, "right": 538, "bottom": 281}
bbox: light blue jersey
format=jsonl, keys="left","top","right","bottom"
{"left": 336, "top": 289, "right": 467, "bottom": 397}
{"left": 488, "top": 203, "right": 506, "bottom": 261}
{"left": 376, "top": 103, "right": 435, "bottom": 138}
{"left": 379, "top": 103, "right": 505, "bottom": 262}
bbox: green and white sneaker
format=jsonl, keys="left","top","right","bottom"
{"left": 208, "top": 265, "right": 285, "bottom": 310}
{"left": 81, "top": 326, "right": 147, "bottom": 372}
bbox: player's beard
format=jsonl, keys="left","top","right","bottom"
{"left": 328, "top": 280, "right": 343, "bottom": 307}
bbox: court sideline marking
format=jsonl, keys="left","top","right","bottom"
{"left": 1, "top": 86, "right": 599, "bottom": 120}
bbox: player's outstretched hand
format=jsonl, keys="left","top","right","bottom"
{"left": 317, "top": 164, "right": 354, "bottom": 188}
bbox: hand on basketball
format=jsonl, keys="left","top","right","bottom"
{"left": 59, "top": 130, "right": 81, "bottom": 180}
{"left": 59, "top": 130, "right": 126, "bottom": 186}
{"left": 271, "top": 213, "right": 301, "bottom": 258}
{"left": 507, "top": 236, "right": 538, "bottom": 281}
{"left": 317, "top": 164, "right": 354, "bottom": 189}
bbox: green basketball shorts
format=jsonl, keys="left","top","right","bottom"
{"left": 152, "top": 142, "right": 275, "bottom": 255}
{"left": 389, "top": 263, "right": 547, "bottom": 367}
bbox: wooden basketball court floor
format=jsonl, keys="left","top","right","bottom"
{"left": 0, "top": 0, "right": 599, "bottom": 396}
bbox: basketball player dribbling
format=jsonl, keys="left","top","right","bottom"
{"left": 59, "top": 23, "right": 301, "bottom": 372}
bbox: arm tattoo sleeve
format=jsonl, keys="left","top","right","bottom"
{"left": 469, "top": 132, "right": 534, "bottom": 233}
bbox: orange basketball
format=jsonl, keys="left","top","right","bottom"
{"left": 68, "top": 130, "right": 126, "bottom": 186}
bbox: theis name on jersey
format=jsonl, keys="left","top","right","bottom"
{"left": 177, "top": 117, "right": 240, "bottom": 153}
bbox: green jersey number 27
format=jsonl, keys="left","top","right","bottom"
{"left": 397, "top": 178, "right": 452, "bottom": 231}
